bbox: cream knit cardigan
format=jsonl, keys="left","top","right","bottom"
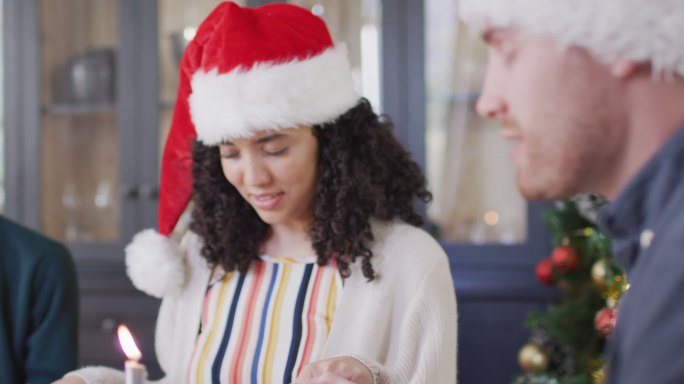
{"left": 68, "top": 220, "right": 458, "bottom": 383}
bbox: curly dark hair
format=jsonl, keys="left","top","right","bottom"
{"left": 190, "top": 99, "right": 431, "bottom": 280}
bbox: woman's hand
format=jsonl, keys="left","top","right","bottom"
{"left": 295, "top": 372, "right": 357, "bottom": 384}
{"left": 296, "top": 356, "right": 373, "bottom": 384}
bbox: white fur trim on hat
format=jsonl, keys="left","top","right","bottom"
{"left": 125, "top": 229, "right": 185, "bottom": 298}
{"left": 459, "top": 0, "right": 684, "bottom": 78}
{"left": 189, "top": 44, "right": 359, "bottom": 144}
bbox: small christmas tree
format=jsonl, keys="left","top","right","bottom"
{"left": 512, "top": 197, "right": 627, "bottom": 384}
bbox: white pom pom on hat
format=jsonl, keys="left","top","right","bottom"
{"left": 125, "top": 229, "right": 184, "bottom": 298}
{"left": 125, "top": 2, "right": 358, "bottom": 297}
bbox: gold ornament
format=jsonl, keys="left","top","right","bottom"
{"left": 592, "top": 365, "right": 606, "bottom": 384}
{"left": 517, "top": 343, "right": 549, "bottom": 372}
{"left": 592, "top": 259, "right": 608, "bottom": 287}
{"left": 604, "top": 274, "right": 629, "bottom": 303}
{"left": 588, "top": 357, "right": 606, "bottom": 384}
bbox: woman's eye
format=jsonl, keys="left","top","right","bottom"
{"left": 264, "top": 147, "right": 288, "bottom": 156}
{"left": 220, "top": 152, "right": 239, "bottom": 159}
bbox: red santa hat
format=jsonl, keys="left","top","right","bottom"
{"left": 459, "top": 0, "right": 684, "bottom": 78}
{"left": 125, "top": 1, "right": 359, "bottom": 298}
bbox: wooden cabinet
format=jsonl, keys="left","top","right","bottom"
{"left": 4, "top": 0, "right": 236, "bottom": 378}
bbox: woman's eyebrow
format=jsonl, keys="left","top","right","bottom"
{"left": 255, "top": 134, "right": 286, "bottom": 144}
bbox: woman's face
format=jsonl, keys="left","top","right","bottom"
{"left": 219, "top": 127, "right": 319, "bottom": 229}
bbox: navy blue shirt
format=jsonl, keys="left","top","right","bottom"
{"left": 600, "top": 124, "right": 684, "bottom": 384}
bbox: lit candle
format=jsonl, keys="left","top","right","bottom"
{"left": 117, "top": 324, "right": 147, "bottom": 384}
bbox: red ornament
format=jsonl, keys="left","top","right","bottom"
{"left": 551, "top": 246, "right": 581, "bottom": 272}
{"left": 595, "top": 307, "right": 618, "bottom": 337}
{"left": 535, "top": 258, "right": 554, "bottom": 285}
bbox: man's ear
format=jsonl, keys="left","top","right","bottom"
{"left": 611, "top": 59, "right": 640, "bottom": 79}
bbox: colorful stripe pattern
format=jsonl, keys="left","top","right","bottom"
{"left": 188, "top": 257, "right": 343, "bottom": 384}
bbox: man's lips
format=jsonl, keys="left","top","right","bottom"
{"left": 500, "top": 131, "right": 523, "bottom": 161}
{"left": 509, "top": 141, "right": 522, "bottom": 161}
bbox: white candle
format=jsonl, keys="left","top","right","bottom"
{"left": 125, "top": 359, "right": 147, "bottom": 384}
{"left": 118, "top": 324, "right": 148, "bottom": 384}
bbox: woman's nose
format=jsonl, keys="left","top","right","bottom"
{"left": 242, "top": 156, "right": 272, "bottom": 187}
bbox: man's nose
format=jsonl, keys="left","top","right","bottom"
{"left": 476, "top": 91, "right": 507, "bottom": 119}
{"left": 475, "top": 62, "right": 508, "bottom": 119}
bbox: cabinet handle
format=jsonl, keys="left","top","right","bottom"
{"left": 139, "top": 184, "right": 160, "bottom": 200}
{"left": 100, "top": 317, "right": 119, "bottom": 335}
{"left": 119, "top": 185, "right": 139, "bottom": 200}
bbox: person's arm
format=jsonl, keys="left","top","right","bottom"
{"left": 362, "top": 256, "right": 457, "bottom": 384}
{"left": 299, "top": 254, "right": 458, "bottom": 384}
{"left": 26, "top": 243, "right": 79, "bottom": 383}
{"left": 57, "top": 367, "right": 125, "bottom": 384}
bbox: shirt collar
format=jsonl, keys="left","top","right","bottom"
{"left": 599, "top": 123, "right": 684, "bottom": 270}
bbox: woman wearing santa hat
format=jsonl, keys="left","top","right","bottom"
{"left": 58, "top": 2, "right": 456, "bottom": 384}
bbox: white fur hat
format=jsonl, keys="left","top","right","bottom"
{"left": 459, "top": 0, "right": 684, "bottom": 78}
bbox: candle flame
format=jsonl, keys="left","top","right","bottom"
{"left": 117, "top": 324, "right": 142, "bottom": 361}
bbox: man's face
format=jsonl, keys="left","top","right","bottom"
{"left": 476, "top": 28, "right": 625, "bottom": 200}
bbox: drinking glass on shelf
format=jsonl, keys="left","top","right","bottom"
{"left": 61, "top": 182, "right": 81, "bottom": 241}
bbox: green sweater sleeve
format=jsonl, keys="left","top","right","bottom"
{"left": 25, "top": 243, "right": 79, "bottom": 383}
{"left": 0, "top": 217, "right": 80, "bottom": 383}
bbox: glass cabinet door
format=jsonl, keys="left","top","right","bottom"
{"left": 0, "top": 0, "right": 4, "bottom": 213}
{"left": 39, "top": 0, "right": 120, "bottom": 243}
{"left": 286, "top": 0, "right": 382, "bottom": 110}
{"left": 158, "top": 0, "right": 239, "bottom": 150}
{"left": 156, "top": 0, "right": 243, "bottom": 232}
{"left": 424, "top": 0, "right": 527, "bottom": 245}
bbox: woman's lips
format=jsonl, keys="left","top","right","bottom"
{"left": 250, "top": 192, "right": 284, "bottom": 210}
